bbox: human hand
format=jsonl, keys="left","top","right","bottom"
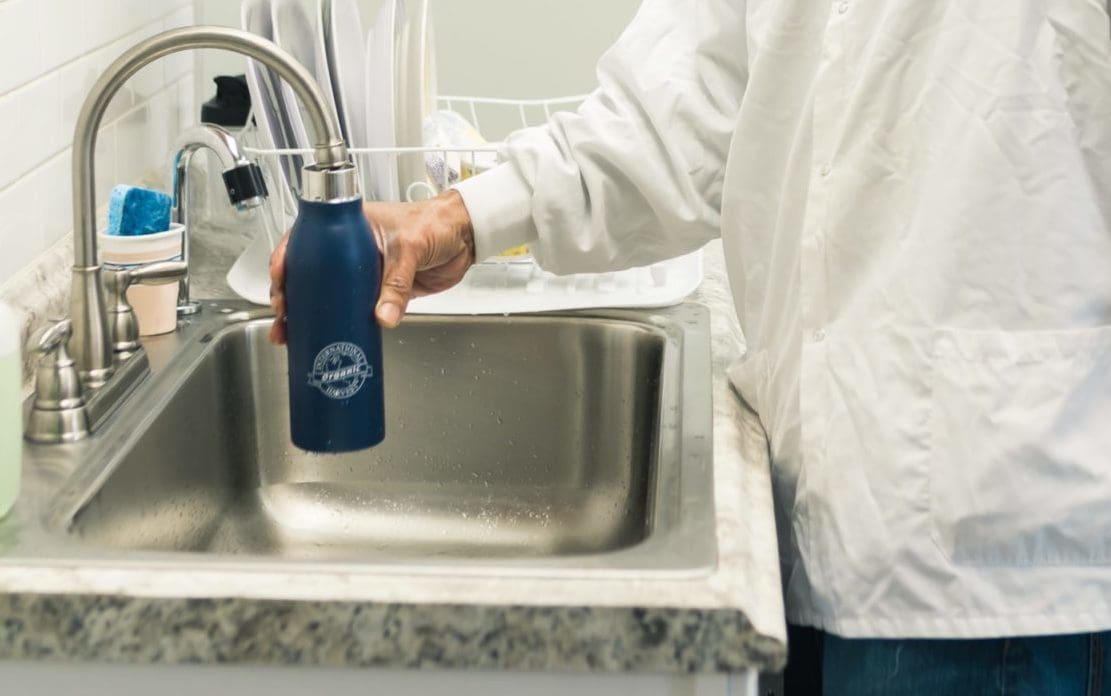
{"left": 269, "top": 189, "right": 475, "bottom": 344}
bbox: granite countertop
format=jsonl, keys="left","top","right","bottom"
{"left": 0, "top": 217, "right": 786, "bottom": 674}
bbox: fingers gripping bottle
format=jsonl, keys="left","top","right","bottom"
{"left": 285, "top": 162, "right": 385, "bottom": 452}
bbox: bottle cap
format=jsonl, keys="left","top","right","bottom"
{"left": 200, "top": 75, "right": 251, "bottom": 128}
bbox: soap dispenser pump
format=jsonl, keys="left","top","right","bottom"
{"left": 285, "top": 163, "right": 385, "bottom": 453}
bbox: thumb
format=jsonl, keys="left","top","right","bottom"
{"left": 376, "top": 240, "right": 419, "bottom": 329}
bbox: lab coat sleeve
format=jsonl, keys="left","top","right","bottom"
{"left": 453, "top": 0, "right": 748, "bottom": 273}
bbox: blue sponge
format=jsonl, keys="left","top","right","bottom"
{"left": 105, "top": 185, "right": 172, "bottom": 236}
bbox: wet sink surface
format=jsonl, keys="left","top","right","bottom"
{"left": 60, "top": 307, "right": 714, "bottom": 572}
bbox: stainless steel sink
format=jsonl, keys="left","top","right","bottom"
{"left": 38, "top": 302, "right": 715, "bottom": 573}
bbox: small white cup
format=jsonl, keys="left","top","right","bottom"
{"left": 99, "top": 224, "right": 185, "bottom": 336}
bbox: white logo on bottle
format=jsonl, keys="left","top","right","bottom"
{"left": 307, "top": 342, "right": 371, "bottom": 400}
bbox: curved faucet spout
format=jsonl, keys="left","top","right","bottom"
{"left": 171, "top": 124, "right": 270, "bottom": 315}
{"left": 68, "top": 26, "right": 348, "bottom": 385}
{"left": 172, "top": 123, "right": 253, "bottom": 173}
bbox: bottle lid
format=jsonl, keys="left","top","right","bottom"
{"left": 200, "top": 75, "right": 251, "bottom": 128}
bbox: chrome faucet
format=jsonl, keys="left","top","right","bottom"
{"left": 170, "top": 124, "right": 269, "bottom": 315}
{"left": 27, "top": 26, "right": 355, "bottom": 443}
{"left": 69, "top": 26, "right": 350, "bottom": 389}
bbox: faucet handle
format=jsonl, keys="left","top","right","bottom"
{"left": 105, "top": 260, "right": 189, "bottom": 358}
{"left": 25, "top": 318, "right": 90, "bottom": 443}
{"left": 32, "top": 318, "right": 72, "bottom": 356}
{"left": 29, "top": 319, "right": 83, "bottom": 408}
{"left": 126, "top": 260, "right": 190, "bottom": 287}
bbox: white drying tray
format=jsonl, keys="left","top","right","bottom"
{"left": 406, "top": 249, "right": 704, "bottom": 315}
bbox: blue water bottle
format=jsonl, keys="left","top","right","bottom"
{"left": 284, "top": 162, "right": 385, "bottom": 452}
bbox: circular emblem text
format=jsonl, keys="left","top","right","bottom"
{"left": 307, "top": 342, "right": 371, "bottom": 400}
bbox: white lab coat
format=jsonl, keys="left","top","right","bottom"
{"left": 454, "top": 0, "right": 1111, "bottom": 638}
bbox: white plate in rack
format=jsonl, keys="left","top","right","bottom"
{"left": 241, "top": 0, "right": 298, "bottom": 204}
{"left": 365, "top": 0, "right": 401, "bottom": 201}
{"left": 406, "top": 250, "right": 704, "bottom": 315}
{"left": 321, "top": 0, "right": 371, "bottom": 194}
{"left": 271, "top": 0, "right": 319, "bottom": 158}
{"left": 396, "top": 0, "right": 437, "bottom": 200}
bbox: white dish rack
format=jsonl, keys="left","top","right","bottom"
{"left": 237, "top": 94, "right": 704, "bottom": 315}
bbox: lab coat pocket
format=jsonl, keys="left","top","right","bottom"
{"left": 930, "top": 327, "right": 1111, "bottom": 566}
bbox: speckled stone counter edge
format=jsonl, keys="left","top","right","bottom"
{"left": 0, "top": 596, "right": 784, "bottom": 673}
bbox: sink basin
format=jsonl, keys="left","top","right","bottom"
{"left": 51, "top": 303, "right": 714, "bottom": 572}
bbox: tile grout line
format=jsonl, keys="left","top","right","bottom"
{"left": 0, "top": 78, "right": 190, "bottom": 198}
{"left": 0, "top": 1, "right": 194, "bottom": 99}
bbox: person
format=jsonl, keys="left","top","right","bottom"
{"left": 270, "top": 1, "right": 1111, "bottom": 692}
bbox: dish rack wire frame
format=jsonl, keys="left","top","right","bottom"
{"left": 241, "top": 94, "right": 588, "bottom": 213}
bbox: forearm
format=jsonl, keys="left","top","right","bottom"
{"left": 456, "top": 0, "right": 748, "bottom": 275}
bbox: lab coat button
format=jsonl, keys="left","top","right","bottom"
{"left": 812, "top": 329, "right": 827, "bottom": 342}
{"left": 820, "top": 164, "right": 832, "bottom": 177}
{"left": 838, "top": 2, "right": 850, "bottom": 14}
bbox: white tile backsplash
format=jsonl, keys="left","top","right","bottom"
{"left": 0, "top": 0, "right": 44, "bottom": 95}
{"left": 86, "top": 0, "right": 157, "bottom": 50}
{"left": 58, "top": 53, "right": 101, "bottom": 140}
{"left": 92, "top": 121, "right": 118, "bottom": 212}
{"left": 144, "top": 88, "right": 179, "bottom": 178}
{"left": 115, "top": 103, "right": 151, "bottom": 186}
{"left": 38, "top": 149, "right": 74, "bottom": 248}
{"left": 0, "top": 174, "right": 43, "bottom": 283}
{"left": 38, "top": 0, "right": 88, "bottom": 71}
{"left": 18, "top": 72, "right": 64, "bottom": 170}
{"left": 0, "top": 93, "right": 18, "bottom": 190}
{"left": 0, "top": 0, "right": 195, "bottom": 288}
{"left": 162, "top": 6, "right": 196, "bottom": 84}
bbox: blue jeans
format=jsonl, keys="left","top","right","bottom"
{"left": 782, "top": 622, "right": 1111, "bottom": 693}
{"left": 818, "top": 630, "right": 1111, "bottom": 695}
